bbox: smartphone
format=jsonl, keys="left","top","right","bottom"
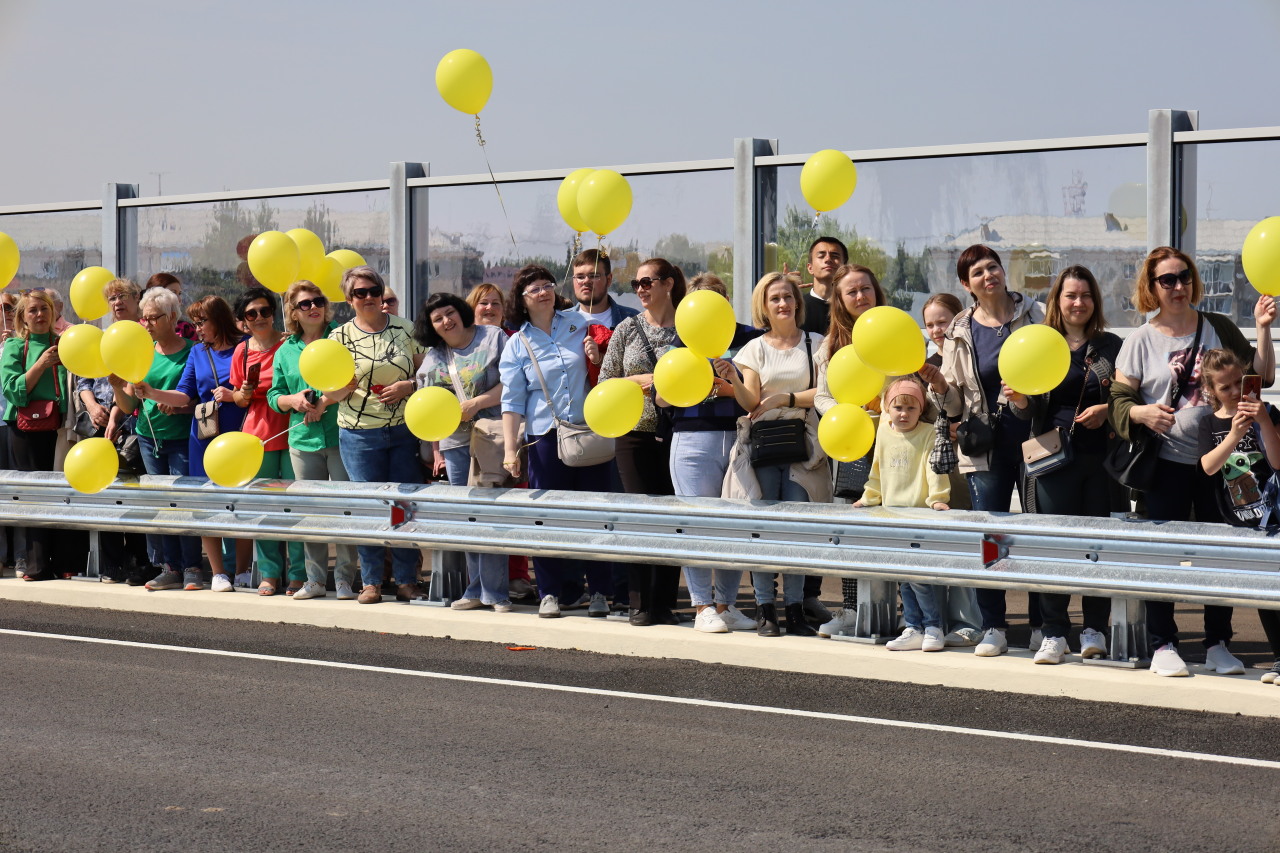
{"left": 303, "top": 389, "right": 318, "bottom": 406}
{"left": 246, "top": 363, "right": 261, "bottom": 386}
{"left": 1243, "top": 374, "right": 1262, "bottom": 400}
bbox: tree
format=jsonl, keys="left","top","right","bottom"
{"left": 773, "top": 205, "right": 888, "bottom": 281}
{"left": 883, "top": 242, "right": 931, "bottom": 311}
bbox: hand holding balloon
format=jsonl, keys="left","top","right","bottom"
{"left": 1254, "top": 295, "right": 1277, "bottom": 329}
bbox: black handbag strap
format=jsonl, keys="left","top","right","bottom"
{"left": 1169, "top": 312, "right": 1205, "bottom": 408}
{"left": 205, "top": 344, "right": 221, "bottom": 388}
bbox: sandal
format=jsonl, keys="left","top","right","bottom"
{"left": 285, "top": 581, "right": 305, "bottom": 596}
{"left": 258, "top": 578, "right": 280, "bottom": 596}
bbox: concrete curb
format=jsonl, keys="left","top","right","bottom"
{"left": 3, "top": 578, "right": 1277, "bottom": 719}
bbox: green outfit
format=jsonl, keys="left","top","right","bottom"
{"left": 136, "top": 339, "right": 194, "bottom": 441}
{"left": 266, "top": 325, "right": 340, "bottom": 452}
{"left": 253, "top": 449, "right": 306, "bottom": 582}
{"left": 0, "top": 333, "right": 67, "bottom": 419}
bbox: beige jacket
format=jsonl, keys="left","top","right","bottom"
{"left": 722, "top": 408, "right": 834, "bottom": 503}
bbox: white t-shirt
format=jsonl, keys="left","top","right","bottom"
{"left": 577, "top": 304, "right": 615, "bottom": 327}
{"left": 734, "top": 331, "right": 823, "bottom": 419}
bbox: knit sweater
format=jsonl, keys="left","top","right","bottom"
{"left": 860, "top": 419, "right": 950, "bottom": 508}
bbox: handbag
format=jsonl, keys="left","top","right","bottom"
{"left": 16, "top": 337, "right": 61, "bottom": 432}
{"left": 518, "top": 331, "right": 614, "bottom": 468}
{"left": 1021, "top": 354, "right": 1091, "bottom": 479}
{"left": 193, "top": 345, "right": 222, "bottom": 441}
{"left": 1103, "top": 314, "right": 1204, "bottom": 491}
{"left": 633, "top": 322, "right": 673, "bottom": 443}
{"left": 748, "top": 332, "right": 814, "bottom": 467}
{"left": 929, "top": 413, "right": 957, "bottom": 475}
{"left": 955, "top": 329, "right": 995, "bottom": 456}
{"left": 834, "top": 453, "right": 872, "bottom": 499}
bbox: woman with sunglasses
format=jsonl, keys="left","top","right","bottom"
{"left": 1111, "top": 246, "right": 1276, "bottom": 677}
{"left": 499, "top": 264, "right": 613, "bottom": 618}
{"left": 599, "top": 258, "right": 683, "bottom": 626}
{"left": 139, "top": 295, "right": 250, "bottom": 591}
{"left": 381, "top": 286, "right": 401, "bottom": 317}
{"left": 266, "top": 281, "right": 359, "bottom": 601}
{"left": 325, "top": 267, "right": 424, "bottom": 604}
{"left": 0, "top": 290, "right": 68, "bottom": 581}
{"left": 109, "top": 287, "right": 202, "bottom": 591}
{"left": 228, "top": 286, "right": 305, "bottom": 595}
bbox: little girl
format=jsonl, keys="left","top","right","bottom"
{"left": 1197, "top": 348, "right": 1280, "bottom": 680}
{"left": 855, "top": 377, "right": 950, "bottom": 651}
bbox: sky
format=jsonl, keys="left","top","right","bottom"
{"left": 2, "top": 0, "right": 1279, "bottom": 208}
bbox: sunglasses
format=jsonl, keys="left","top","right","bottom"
{"left": 631, "top": 276, "right": 667, "bottom": 292}
{"left": 1154, "top": 269, "right": 1194, "bottom": 289}
{"left": 382, "top": 297, "right": 398, "bottom": 305}
{"left": 351, "top": 285, "right": 384, "bottom": 300}
{"left": 243, "top": 305, "right": 275, "bottom": 320}
{"left": 294, "top": 297, "right": 327, "bottom": 311}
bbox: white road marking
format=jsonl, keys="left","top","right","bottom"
{"left": 6, "top": 627, "right": 1279, "bottom": 771}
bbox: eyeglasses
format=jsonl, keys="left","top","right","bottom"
{"left": 631, "top": 276, "right": 667, "bottom": 292}
{"left": 382, "top": 297, "right": 398, "bottom": 306}
{"left": 140, "top": 314, "right": 167, "bottom": 325}
{"left": 243, "top": 305, "right": 275, "bottom": 320}
{"left": 350, "top": 285, "right": 384, "bottom": 300}
{"left": 1154, "top": 269, "right": 1194, "bottom": 289}
{"left": 192, "top": 318, "right": 208, "bottom": 327}
{"left": 294, "top": 297, "right": 327, "bottom": 311}
{"left": 573, "top": 273, "right": 605, "bottom": 283}
{"left": 524, "top": 283, "right": 555, "bottom": 296}
{"left": 107, "top": 293, "right": 132, "bottom": 304}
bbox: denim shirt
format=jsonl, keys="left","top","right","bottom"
{"left": 499, "top": 310, "right": 591, "bottom": 437}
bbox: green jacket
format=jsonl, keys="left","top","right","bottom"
{"left": 266, "top": 325, "right": 340, "bottom": 452}
{"left": 0, "top": 333, "right": 67, "bottom": 423}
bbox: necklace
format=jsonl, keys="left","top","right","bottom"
{"left": 977, "top": 303, "right": 1013, "bottom": 337}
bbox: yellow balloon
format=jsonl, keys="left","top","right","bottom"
{"left": 584, "top": 378, "right": 644, "bottom": 438}
{"left": 800, "top": 149, "right": 858, "bottom": 213}
{"left": 826, "top": 345, "right": 885, "bottom": 406}
{"left": 851, "top": 306, "right": 926, "bottom": 375}
{"left": 287, "top": 228, "right": 327, "bottom": 282}
{"left": 675, "top": 290, "right": 736, "bottom": 359}
{"left": 0, "top": 231, "right": 19, "bottom": 288}
{"left": 64, "top": 437, "right": 120, "bottom": 494}
{"left": 298, "top": 339, "right": 356, "bottom": 393}
{"left": 653, "top": 347, "right": 713, "bottom": 408}
{"left": 70, "top": 266, "right": 115, "bottom": 321}
{"left": 247, "top": 230, "right": 300, "bottom": 293}
{"left": 405, "top": 386, "right": 463, "bottom": 442}
{"left": 326, "top": 249, "right": 366, "bottom": 270}
{"left": 577, "top": 169, "right": 633, "bottom": 236}
{"left": 101, "top": 320, "right": 155, "bottom": 383}
{"left": 204, "top": 431, "right": 265, "bottom": 488}
{"left": 1242, "top": 216, "right": 1280, "bottom": 297}
{"left": 435, "top": 48, "right": 493, "bottom": 115}
{"left": 999, "top": 325, "right": 1071, "bottom": 395}
{"left": 59, "top": 323, "right": 109, "bottom": 378}
{"left": 313, "top": 256, "right": 346, "bottom": 303}
{"left": 557, "top": 168, "right": 594, "bottom": 233}
{"left": 818, "top": 404, "right": 875, "bottom": 462}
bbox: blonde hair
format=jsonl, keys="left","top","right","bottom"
{"left": 103, "top": 277, "right": 142, "bottom": 301}
{"left": 283, "top": 280, "right": 332, "bottom": 335}
{"left": 14, "top": 290, "right": 58, "bottom": 339}
{"left": 751, "top": 272, "right": 805, "bottom": 330}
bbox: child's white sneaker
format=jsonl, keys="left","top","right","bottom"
{"left": 921, "top": 626, "right": 945, "bottom": 652}
{"left": 886, "top": 627, "right": 923, "bottom": 651}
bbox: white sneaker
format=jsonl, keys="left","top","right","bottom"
{"left": 292, "top": 581, "right": 326, "bottom": 600}
{"left": 922, "top": 626, "right": 946, "bottom": 652}
{"left": 1027, "top": 628, "right": 1044, "bottom": 651}
{"left": 974, "top": 628, "right": 1008, "bottom": 657}
{"left": 694, "top": 608, "right": 729, "bottom": 634}
{"left": 538, "top": 595, "right": 561, "bottom": 618}
{"left": 1261, "top": 662, "right": 1279, "bottom": 684}
{"left": 450, "top": 597, "right": 485, "bottom": 610}
{"left": 1079, "top": 627, "right": 1107, "bottom": 660}
{"left": 210, "top": 573, "right": 233, "bottom": 593}
{"left": 493, "top": 599, "right": 513, "bottom": 613}
{"left": 1034, "top": 635, "right": 1069, "bottom": 664}
{"left": 818, "top": 607, "right": 857, "bottom": 638}
{"left": 720, "top": 605, "right": 758, "bottom": 631}
{"left": 944, "top": 627, "right": 981, "bottom": 647}
{"left": 1203, "top": 641, "right": 1245, "bottom": 675}
{"left": 886, "top": 627, "right": 924, "bottom": 651}
{"left": 335, "top": 581, "right": 357, "bottom": 600}
{"left": 1150, "top": 643, "right": 1189, "bottom": 677}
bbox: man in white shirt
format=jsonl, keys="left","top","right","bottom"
{"left": 572, "top": 248, "right": 638, "bottom": 329}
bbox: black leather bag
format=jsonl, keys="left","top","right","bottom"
{"left": 1103, "top": 426, "right": 1159, "bottom": 491}
{"left": 750, "top": 419, "right": 808, "bottom": 467}
{"left": 834, "top": 454, "right": 872, "bottom": 499}
{"left": 956, "top": 415, "right": 994, "bottom": 456}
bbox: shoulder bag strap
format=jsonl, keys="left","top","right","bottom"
{"left": 445, "top": 346, "right": 469, "bottom": 402}
{"left": 1170, "top": 313, "right": 1205, "bottom": 407}
{"left": 205, "top": 344, "right": 221, "bottom": 388}
{"left": 634, "top": 320, "right": 660, "bottom": 369}
{"left": 804, "top": 332, "right": 814, "bottom": 389}
{"left": 22, "top": 337, "right": 61, "bottom": 403}
{"left": 517, "top": 330, "right": 564, "bottom": 424}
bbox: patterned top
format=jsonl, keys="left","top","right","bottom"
{"left": 417, "top": 324, "right": 506, "bottom": 451}
{"left": 328, "top": 314, "right": 423, "bottom": 430}
{"left": 598, "top": 314, "right": 676, "bottom": 434}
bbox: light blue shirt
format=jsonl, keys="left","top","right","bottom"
{"left": 499, "top": 310, "right": 591, "bottom": 437}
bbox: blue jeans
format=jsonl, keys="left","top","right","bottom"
{"left": 901, "top": 582, "right": 941, "bottom": 630}
{"left": 339, "top": 425, "right": 423, "bottom": 587}
{"left": 966, "top": 438, "right": 1025, "bottom": 630}
{"left": 137, "top": 434, "right": 202, "bottom": 570}
{"left": 670, "top": 430, "right": 742, "bottom": 607}
{"left": 751, "top": 462, "right": 807, "bottom": 606}
{"left": 442, "top": 446, "right": 509, "bottom": 604}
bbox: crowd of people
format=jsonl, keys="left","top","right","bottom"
{"left": 3, "top": 243, "right": 1279, "bottom": 684}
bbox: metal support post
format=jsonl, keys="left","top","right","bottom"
{"left": 733, "top": 138, "right": 778, "bottom": 324}
{"left": 102, "top": 182, "right": 138, "bottom": 282}
{"left": 1082, "top": 597, "right": 1147, "bottom": 669}
{"left": 390, "top": 161, "right": 427, "bottom": 312}
{"left": 1146, "top": 109, "right": 1198, "bottom": 252}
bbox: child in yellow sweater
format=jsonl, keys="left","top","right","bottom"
{"left": 855, "top": 377, "right": 950, "bottom": 651}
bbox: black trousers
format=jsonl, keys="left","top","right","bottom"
{"left": 614, "top": 431, "right": 678, "bottom": 612}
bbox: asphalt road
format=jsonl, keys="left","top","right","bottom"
{"left": 2, "top": 602, "right": 1278, "bottom": 852}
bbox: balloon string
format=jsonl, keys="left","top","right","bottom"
{"left": 261, "top": 417, "right": 312, "bottom": 448}
{"left": 475, "top": 115, "right": 518, "bottom": 254}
